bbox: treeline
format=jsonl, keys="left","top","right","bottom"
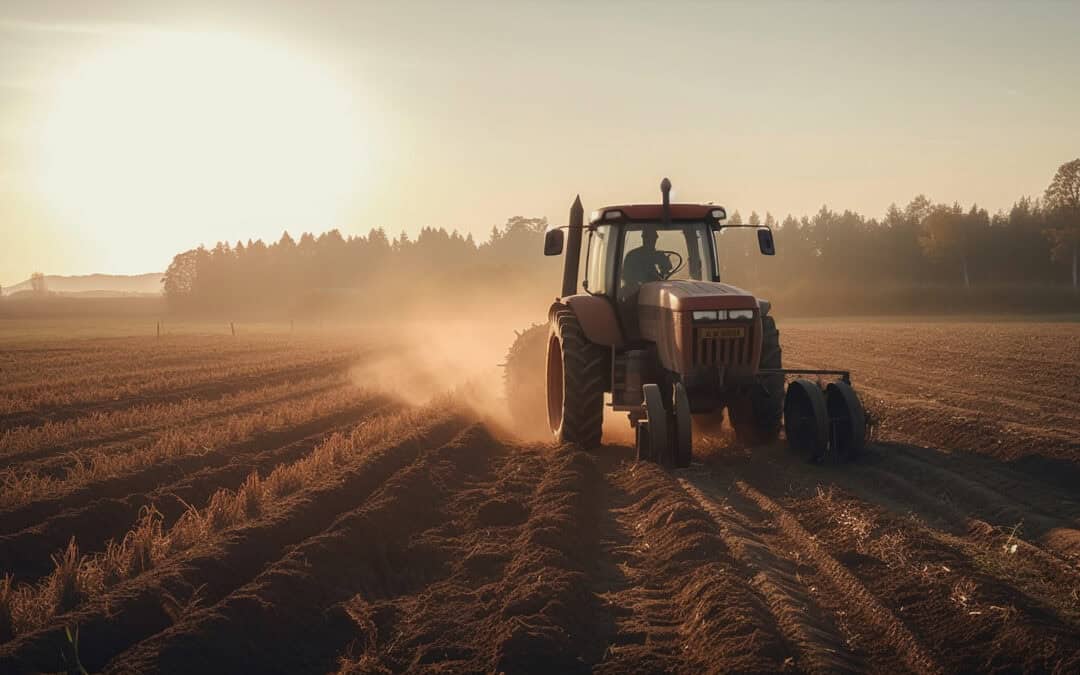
{"left": 163, "top": 161, "right": 1080, "bottom": 317}
{"left": 718, "top": 194, "right": 1070, "bottom": 290}
{"left": 162, "top": 217, "right": 560, "bottom": 315}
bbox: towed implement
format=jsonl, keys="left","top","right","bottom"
{"left": 506, "top": 179, "right": 867, "bottom": 466}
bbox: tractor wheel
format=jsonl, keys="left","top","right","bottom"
{"left": 642, "top": 383, "right": 669, "bottom": 463}
{"left": 503, "top": 322, "right": 549, "bottom": 438}
{"left": 547, "top": 307, "right": 607, "bottom": 447}
{"left": 673, "top": 382, "right": 692, "bottom": 468}
{"left": 729, "top": 315, "right": 784, "bottom": 445}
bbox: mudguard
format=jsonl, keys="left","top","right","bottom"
{"left": 550, "top": 294, "right": 624, "bottom": 347}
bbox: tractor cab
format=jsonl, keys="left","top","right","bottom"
{"left": 545, "top": 183, "right": 776, "bottom": 345}
{"left": 582, "top": 205, "right": 727, "bottom": 342}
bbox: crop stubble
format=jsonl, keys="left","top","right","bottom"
{"left": 1, "top": 321, "right": 1077, "bottom": 673}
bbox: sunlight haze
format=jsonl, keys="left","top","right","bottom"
{"left": 1, "top": 0, "right": 1078, "bottom": 286}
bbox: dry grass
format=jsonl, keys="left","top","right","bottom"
{"left": 0, "top": 574, "right": 14, "bottom": 643}
{"left": 0, "top": 372, "right": 345, "bottom": 459}
{"left": 0, "top": 403, "right": 458, "bottom": 640}
{"left": 950, "top": 578, "right": 979, "bottom": 610}
{"left": 46, "top": 539, "right": 84, "bottom": 616}
{"left": 815, "top": 485, "right": 877, "bottom": 553}
{"left": 814, "top": 484, "right": 913, "bottom": 567}
{"left": 0, "top": 384, "right": 374, "bottom": 510}
{"left": 868, "top": 530, "right": 911, "bottom": 568}
{"left": 0, "top": 339, "right": 356, "bottom": 416}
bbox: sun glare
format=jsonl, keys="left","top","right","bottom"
{"left": 36, "top": 31, "right": 362, "bottom": 247}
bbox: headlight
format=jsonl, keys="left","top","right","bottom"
{"left": 729, "top": 309, "right": 754, "bottom": 320}
{"left": 692, "top": 310, "right": 719, "bottom": 321}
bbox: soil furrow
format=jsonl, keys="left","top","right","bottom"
{"left": 678, "top": 474, "right": 867, "bottom": 673}
{"left": 0, "top": 376, "right": 346, "bottom": 468}
{"left": 882, "top": 447, "right": 1080, "bottom": 561}
{"left": 328, "top": 441, "right": 614, "bottom": 674}
{"left": 891, "top": 445, "right": 1080, "bottom": 524}
{"left": 104, "top": 424, "right": 498, "bottom": 675}
{"left": 0, "top": 402, "right": 397, "bottom": 580}
{"left": 0, "top": 356, "right": 357, "bottom": 432}
{"left": 848, "top": 456, "right": 1080, "bottom": 575}
{"left": 0, "top": 413, "right": 467, "bottom": 673}
{"left": 0, "top": 402, "right": 375, "bottom": 536}
{"left": 731, "top": 480, "right": 943, "bottom": 674}
{"left": 764, "top": 479, "right": 1080, "bottom": 673}
{"left": 593, "top": 459, "right": 792, "bottom": 673}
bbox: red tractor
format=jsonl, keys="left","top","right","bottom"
{"left": 505, "top": 179, "right": 866, "bottom": 466}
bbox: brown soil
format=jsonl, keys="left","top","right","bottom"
{"left": 1, "top": 321, "right": 1077, "bottom": 673}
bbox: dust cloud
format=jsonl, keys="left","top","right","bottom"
{"left": 341, "top": 304, "right": 729, "bottom": 448}
{"left": 344, "top": 302, "right": 549, "bottom": 441}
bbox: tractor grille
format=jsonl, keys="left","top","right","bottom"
{"left": 693, "top": 322, "right": 754, "bottom": 367}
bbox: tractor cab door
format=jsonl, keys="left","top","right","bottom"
{"left": 583, "top": 224, "right": 619, "bottom": 297}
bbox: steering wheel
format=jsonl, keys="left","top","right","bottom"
{"left": 658, "top": 250, "right": 684, "bottom": 280}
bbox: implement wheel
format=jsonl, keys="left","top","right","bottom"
{"left": 826, "top": 381, "right": 866, "bottom": 461}
{"left": 784, "top": 379, "right": 830, "bottom": 463}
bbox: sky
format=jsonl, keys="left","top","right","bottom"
{"left": 1, "top": 0, "right": 1078, "bottom": 285}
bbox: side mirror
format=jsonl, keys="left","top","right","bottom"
{"left": 544, "top": 229, "right": 565, "bottom": 256}
{"left": 757, "top": 228, "right": 776, "bottom": 256}
{"left": 708, "top": 207, "right": 727, "bottom": 228}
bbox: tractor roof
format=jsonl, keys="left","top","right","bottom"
{"left": 589, "top": 203, "right": 722, "bottom": 225}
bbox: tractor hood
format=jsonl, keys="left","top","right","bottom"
{"left": 637, "top": 281, "right": 763, "bottom": 377}
{"left": 638, "top": 280, "right": 758, "bottom": 312}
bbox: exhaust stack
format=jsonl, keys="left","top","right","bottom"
{"left": 561, "top": 195, "right": 584, "bottom": 297}
{"left": 660, "top": 177, "right": 672, "bottom": 226}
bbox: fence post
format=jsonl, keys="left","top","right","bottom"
{"left": 230, "top": 322, "right": 236, "bottom": 337}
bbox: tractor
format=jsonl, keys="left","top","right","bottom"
{"left": 504, "top": 178, "right": 867, "bottom": 466}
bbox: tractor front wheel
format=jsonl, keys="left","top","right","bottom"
{"left": 547, "top": 307, "right": 607, "bottom": 447}
{"left": 729, "top": 315, "right": 784, "bottom": 445}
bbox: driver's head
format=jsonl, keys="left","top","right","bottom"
{"left": 642, "top": 227, "right": 658, "bottom": 249}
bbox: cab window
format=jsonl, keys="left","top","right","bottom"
{"left": 584, "top": 225, "right": 617, "bottom": 295}
{"left": 617, "top": 223, "right": 713, "bottom": 304}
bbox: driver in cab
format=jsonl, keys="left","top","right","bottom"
{"left": 621, "top": 227, "right": 672, "bottom": 288}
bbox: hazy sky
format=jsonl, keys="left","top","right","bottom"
{"left": 1, "top": 0, "right": 1078, "bottom": 285}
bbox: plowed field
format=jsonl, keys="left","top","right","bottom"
{"left": 1, "top": 320, "right": 1077, "bottom": 673}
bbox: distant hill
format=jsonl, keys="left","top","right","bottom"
{"left": 2, "top": 273, "right": 164, "bottom": 297}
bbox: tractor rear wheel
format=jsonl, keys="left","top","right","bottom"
{"left": 730, "top": 315, "right": 784, "bottom": 445}
{"left": 547, "top": 307, "right": 607, "bottom": 447}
